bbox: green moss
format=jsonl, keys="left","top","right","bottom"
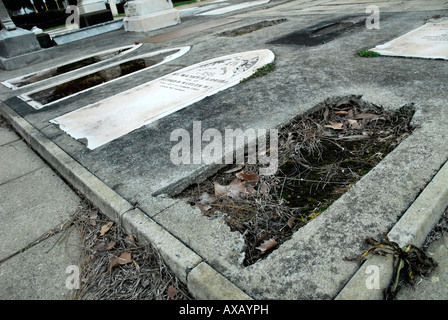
{"left": 173, "top": 0, "right": 196, "bottom": 7}
{"left": 240, "top": 62, "right": 276, "bottom": 82}
{"left": 357, "top": 50, "right": 381, "bottom": 57}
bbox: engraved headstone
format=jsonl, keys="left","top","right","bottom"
{"left": 371, "top": 19, "right": 448, "bottom": 60}
{"left": 77, "top": 0, "right": 113, "bottom": 27}
{"left": 123, "top": 0, "right": 180, "bottom": 32}
{"left": 51, "top": 49, "right": 275, "bottom": 150}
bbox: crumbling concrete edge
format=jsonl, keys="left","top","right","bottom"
{"left": 335, "top": 158, "right": 448, "bottom": 300}
{"left": 0, "top": 101, "right": 252, "bottom": 300}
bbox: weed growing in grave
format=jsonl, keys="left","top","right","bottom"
{"left": 178, "top": 100, "right": 415, "bottom": 266}
{"left": 241, "top": 62, "right": 276, "bottom": 83}
{"left": 344, "top": 234, "right": 437, "bottom": 300}
{"left": 357, "top": 50, "right": 381, "bottom": 57}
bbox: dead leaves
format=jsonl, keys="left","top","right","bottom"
{"left": 323, "top": 106, "right": 387, "bottom": 137}
{"left": 213, "top": 170, "right": 260, "bottom": 200}
{"left": 108, "top": 252, "right": 132, "bottom": 271}
{"left": 194, "top": 170, "right": 262, "bottom": 216}
{"left": 255, "top": 238, "right": 278, "bottom": 253}
{"left": 100, "top": 221, "right": 113, "bottom": 236}
{"left": 167, "top": 285, "right": 180, "bottom": 299}
{"left": 214, "top": 179, "right": 247, "bottom": 199}
{"left": 324, "top": 122, "right": 344, "bottom": 130}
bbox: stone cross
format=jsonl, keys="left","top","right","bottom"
{"left": 0, "top": 0, "right": 16, "bottom": 31}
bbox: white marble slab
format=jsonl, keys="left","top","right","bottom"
{"left": 51, "top": 49, "right": 275, "bottom": 150}
{"left": 197, "top": 0, "right": 270, "bottom": 16}
{"left": 371, "top": 19, "right": 448, "bottom": 60}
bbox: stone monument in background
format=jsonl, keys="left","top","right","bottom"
{"left": 123, "top": 0, "right": 181, "bottom": 32}
{"left": 0, "top": 0, "right": 43, "bottom": 70}
{"left": 77, "top": 0, "right": 114, "bottom": 28}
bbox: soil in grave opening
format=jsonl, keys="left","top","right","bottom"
{"left": 177, "top": 100, "right": 415, "bottom": 266}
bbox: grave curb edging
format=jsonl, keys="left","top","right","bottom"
{"left": 0, "top": 101, "right": 252, "bottom": 300}
{"left": 335, "top": 159, "right": 448, "bottom": 300}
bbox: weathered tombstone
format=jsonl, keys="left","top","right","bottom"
{"left": 370, "top": 18, "right": 448, "bottom": 60}
{"left": 51, "top": 49, "right": 275, "bottom": 150}
{"left": 123, "top": 0, "right": 181, "bottom": 32}
{"left": 0, "top": 0, "right": 43, "bottom": 70}
{"left": 77, "top": 0, "right": 114, "bottom": 28}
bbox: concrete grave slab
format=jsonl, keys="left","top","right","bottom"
{"left": 371, "top": 18, "right": 448, "bottom": 60}
{"left": 138, "top": 18, "right": 240, "bottom": 43}
{"left": 50, "top": 49, "right": 275, "bottom": 150}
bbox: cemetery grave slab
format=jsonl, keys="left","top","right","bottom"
{"left": 178, "top": 100, "right": 416, "bottom": 266}
{"left": 1, "top": 3, "right": 448, "bottom": 299}
{"left": 370, "top": 18, "right": 448, "bottom": 60}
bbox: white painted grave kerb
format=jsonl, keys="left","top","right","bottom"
{"left": 2, "top": 44, "right": 142, "bottom": 90}
{"left": 371, "top": 19, "right": 448, "bottom": 60}
{"left": 197, "top": 0, "right": 270, "bottom": 16}
{"left": 51, "top": 49, "right": 275, "bottom": 150}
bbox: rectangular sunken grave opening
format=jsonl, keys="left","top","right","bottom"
{"left": 177, "top": 98, "right": 415, "bottom": 266}
{"left": 218, "top": 19, "right": 287, "bottom": 37}
{"left": 1, "top": 44, "right": 142, "bottom": 90}
{"left": 268, "top": 16, "right": 365, "bottom": 46}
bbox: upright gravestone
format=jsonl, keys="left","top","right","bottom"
{"left": 123, "top": 0, "right": 181, "bottom": 32}
{"left": 0, "top": 0, "right": 43, "bottom": 70}
{"left": 77, "top": 0, "right": 114, "bottom": 28}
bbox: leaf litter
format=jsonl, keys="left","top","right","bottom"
{"left": 69, "top": 199, "right": 192, "bottom": 300}
{"left": 178, "top": 99, "right": 416, "bottom": 266}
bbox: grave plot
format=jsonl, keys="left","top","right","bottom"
{"left": 218, "top": 19, "right": 287, "bottom": 37}
{"left": 178, "top": 99, "right": 415, "bottom": 266}
{"left": 268, "top": 16, "right": 366, "bottom": 46}
{"left": 370, "top": 18, "right": 448, "bottom": 60}
{"left": 17, "top": 47, "right": 190, "bottom": 110}
{"left": 1, "top": 44, "right": 142, "bottom": 90}
{"left": 50, "top": 49, "right": 275, "bottom": 150}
